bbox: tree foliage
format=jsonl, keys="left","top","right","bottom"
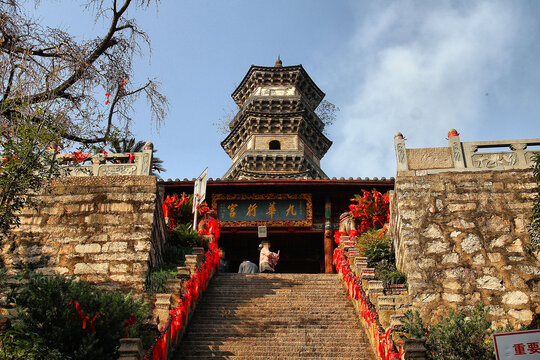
{"left": 0, "top": 0, "right": 168, "bottom": 147}
{"left": 0, "top": 116, "right": 60, "bottom": 238}
{"left": 314, "top": 99, "right": 339, "bottom": 130}
{"left": 214, "top": 99, "right": 339, "bottom": 135}
{"left": 108, "top": 137, "right": 166, "bottom": 176}
{"left": 0, "top": 0, "right": 167, "bottom": 236}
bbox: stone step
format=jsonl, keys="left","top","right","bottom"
{"left": 171, "top": 273, "right": 375, "bottom": 360}
{"left": 177, "top": 357, "right": 368, "bottom": 360}
{"left": 177, "top": 349, "right": 373, "bottom": 359}
{"left": 184, "top": 329, "right": 363, "bottom": 337}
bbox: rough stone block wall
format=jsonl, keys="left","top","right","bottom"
{"left": 1, "top": 176, "right": 166, "bottom": 293}
{"left": 390, "top": 169, "right": 540, "bottom": 327}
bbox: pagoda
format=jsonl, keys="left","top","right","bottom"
{"left": 221, "top": 57, "right": 332, "bottom": 180}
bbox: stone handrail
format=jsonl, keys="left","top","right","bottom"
{"left": 394, "top": 130, "right": 540, "bottom": 175}
{"left": 335, "top": 234, "right": 427, "bottom": 360}
{"left": 56, "top": 142, "right": 154, "bottom": 177}
{"left": 118, "top": 237, "right": 218, "bottom": 360}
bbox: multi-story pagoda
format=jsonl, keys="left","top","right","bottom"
{"left": 221, "top": 57, "right": 332, "bottom": 180}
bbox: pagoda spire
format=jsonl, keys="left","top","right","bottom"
{"left": 274, "top": 55, "right": 282, "bottom": 67}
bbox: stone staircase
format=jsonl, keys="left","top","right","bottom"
{"left": 173, "top": 273, "right": 376, "bottom": 359}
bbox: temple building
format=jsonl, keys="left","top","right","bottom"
{"left": 222, "top": 57, "right": 332, "bottom": 180}
{"left": 161, "top": 58, "right": 394, "bottom": 273}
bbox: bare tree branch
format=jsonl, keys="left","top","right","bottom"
{"left": 0, "top": 0, "right": 168, "bottom": 149}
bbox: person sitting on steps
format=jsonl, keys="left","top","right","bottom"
{"left": 238, "top": 260, "right": 258, "bottom": 274}
{"left": 259, "top": 240, "right": 279, "bottom": 273}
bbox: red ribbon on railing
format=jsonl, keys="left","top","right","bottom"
{"left": 143, "top": 238, "right": 220, "bottom": 360}
{"left": 124, "top": 314, "right": 137, "bottom": 337}
{"left": 333, "top": 243, "right": 403, "bottom": 360}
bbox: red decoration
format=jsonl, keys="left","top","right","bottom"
{"left": 68, "top": 301, "right": 106, "bottom": 334}
{"left": 348, "top": 190, "right": 389, "bottom": 233}
{"left": 162, "top": 193, "right": 190, "bottom": 229}
{"left": 121, "top": 78, "right": 127, "bottom": 87}
{"left": 105, "top": 92, "right": 110, "bottom": 105}
{"left": 64, "top": 152, "right": 92, "bottom": 164}
{"left": 143, "top": 226, "right": 220, "bottom": 360}
{"left": 447, "top": 129, "right": 460, "bottom": 138}
{"left": 333, "top": 240, "right": 403, "bottom": 360}
{"left": 124, "top": 314, "right": 137, "bottom": 337}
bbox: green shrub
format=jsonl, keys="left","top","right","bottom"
{"left": 401, "top": 310, "right": 426, "bottom": 340}
{"left": 145, "top": 268, "right": 176, "bottom": 294}
{"left": 0, "top": 325, "right": 68, "bottom": 360}
{"left": 10, "top": 272, "right": 148, "bottom": 360}
{"left": 168, "top": 224, "right": 205, "bottom": 249}
{"left": 356, "top": 230, "right": 394, "bottom": 267}
{"left": 402, "top": 304, "right": 504, "bottom": 360}
{"left": 374, "top": 260, "right": 407, "bottom": 286}
{"left": 356, "top": 231, "right": 406, "bottom": 285}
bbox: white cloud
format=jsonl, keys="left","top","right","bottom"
{"left": 325, "top": 1, "right": 518, "bottom": 178}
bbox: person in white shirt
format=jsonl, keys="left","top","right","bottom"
{"left": 258, "top": 240, "right": 279, "bottom": 273}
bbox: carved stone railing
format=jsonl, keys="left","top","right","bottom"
{"left": 57, "top": 142, "right": 154, "bottom": 177}
{"left": 394, "top": 130, "right": 540, "bottom": 175}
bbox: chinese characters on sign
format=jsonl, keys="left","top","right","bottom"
{"left": 212, "top": 193, "right": 313, "bottom": 227}
{"left": 217, "top": 199, "right": 307, "bottom": 222}
{"left": 493, "top": 329, "right": 540, "bottom": 360}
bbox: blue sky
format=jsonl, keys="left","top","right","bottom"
{"left": 34, "top": 1, "right": 540, "bottom": 180}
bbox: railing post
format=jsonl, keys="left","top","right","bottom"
{"left": 154, "top": 293, "right": 173, "bottom": 329}
{"left": 118, "top": 338, "right": 143, "bottom": 360}
{"left": 91, "top": 152, "right": 105, "bottom": 176}
{"left": 448, "top": 129, "right": 466, "bottom": 169}
{"left": 138, "top": 142, "right": 154, "bottom": 175}
{"left": 394, "top": 132, "right": 409, "bottom": 172}
{"left": 511, "top": 143, "right": 528, "bottom": 167}
{"left": 403, "top": 338, "right": 428, "bottom": 359}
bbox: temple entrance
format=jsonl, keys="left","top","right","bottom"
{"left": 219, "top": 231, "right": 325, "bottom": 274}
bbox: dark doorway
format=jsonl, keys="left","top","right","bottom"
{"left": 219, "top": 231, "right": 324, "bottom": 273}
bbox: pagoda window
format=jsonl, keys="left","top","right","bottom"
{"left": 269, "top": 140, "right": 281, "bottom": 150}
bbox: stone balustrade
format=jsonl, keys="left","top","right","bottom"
{"left": 336, "top": 235, "right": 427, "bottom": 360}
{"left": 56, "top": 142, "right": 154, "bottom": 177}
{"left": 118, "top": 241, "right": 218, "bottom": 360}
{"left": 394, "top": 130, "right": 540, "bottom": 175}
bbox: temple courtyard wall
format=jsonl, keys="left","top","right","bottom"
{"left": 390, "top": 168, "right": 540, "bottom": 327}
{"left": 1, "top": 175, "right": 166, "bottom": 293}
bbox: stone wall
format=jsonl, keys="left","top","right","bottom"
{"left": 390, "top": 169, "right": 540, "bottom": 327}
{"left": 1, "top": 176, "right": 166, "bottom": 293}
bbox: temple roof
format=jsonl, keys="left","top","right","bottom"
{"left": 231, "top": 64, "right": 325, "bottom": 108}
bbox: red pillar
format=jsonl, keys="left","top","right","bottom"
{"left": 324, "top": 230, "right": 333, "bottom": 273}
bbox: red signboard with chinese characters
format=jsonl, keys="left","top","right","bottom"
{"left": 493, "top": 329, "right": 540, "bottom": 359}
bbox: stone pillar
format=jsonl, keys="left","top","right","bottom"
{"left": 394, "top": 132, "right": 409, "bottom": 172}
{"left": 184, "top": 254, "right": 201, "bottom": 276}
{"left": 118, "top": 338, "right": 143, "bottom": 360}
{"left": 511, "top": 143, "right": 528, "bottom": 167}
{"left": 448, "top": 129, "right": 466, "bottom": 169}
{"left": 403, "top": 338, "right": 428, "bottom": 360}
{"left": 91, "top": 152, "right": 105, "bottom": 175}
{"left": 140, "top": 142, "right": 154, "bottom": 175}
{"left": 154, "top": 293, "right": 173, "bottom": 329}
